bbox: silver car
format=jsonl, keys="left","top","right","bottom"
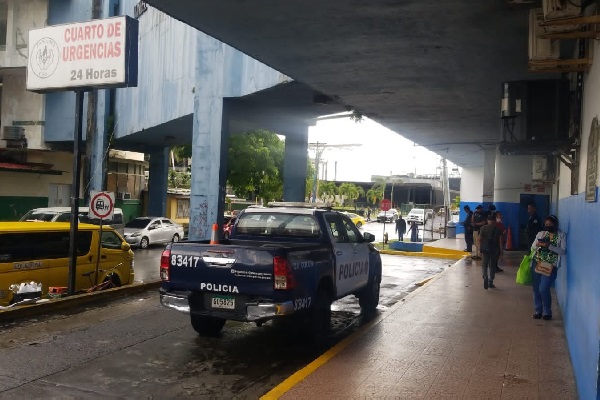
{"left": 123, "top": 217, "right": 184, "bottom": 249}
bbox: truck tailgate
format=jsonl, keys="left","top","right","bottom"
{"left": 167, "top": 244, "right": 277, "bottom": 297}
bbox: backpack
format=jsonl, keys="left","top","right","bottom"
{"left": 481, "top": 226, "right": 499, "bottom": 254}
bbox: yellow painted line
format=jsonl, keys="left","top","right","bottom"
{"left": 379, "top": 249, "right": 465, "bottom": 260}
{"left": 260, "top": 312, "right": 384, "bottom": 399}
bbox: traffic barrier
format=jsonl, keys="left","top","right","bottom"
{"left": 210, "top": 223, "right": 219, "bottom": 244}
{"left": 505, "top": 226, "right": 513, "bottom": 250}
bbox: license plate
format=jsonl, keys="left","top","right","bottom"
{"left": 211, "top": 295, "right": 235, "bottom": 309}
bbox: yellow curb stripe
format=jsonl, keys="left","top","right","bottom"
{"left": 260, "top": 313, "right": 383, "bottom": 400}
{"left": 378, "top": 250, "right": 465, "bottom": 260}
{"left": 415, "top": 276, "right": 434, "bottom": 286}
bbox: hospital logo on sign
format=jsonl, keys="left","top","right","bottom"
{"left": 31, "top": 37, "right": 60, "bottom": 79}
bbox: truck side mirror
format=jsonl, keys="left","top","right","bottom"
{"left": 363, "top": 232, "right": 375, "bottom": 243}
{"left": 121, "top": 242, "right": 131, "bottom": 251}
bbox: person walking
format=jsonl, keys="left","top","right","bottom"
{"left": 366, "top": 207, "right": 371, "bottom": 222}
{"left": 479, "top": 214, "right": 503, "bottom": 289}
{"left": 395, "top": 214, "right": 406, "bottom": 241}
{"left": 526, "top": 204, "right": 542, "bottom": 247}
{"left": 408, "top": 221, "right": 419, "bottom": 242}
{"left": 461, "top": 205, "right": 474, "bottom": 253}
{"left": 531, "top": 215, "right": 566, "bottom": 320}
{"left": 471, "top": 205, "right": 486, "bottom": 260}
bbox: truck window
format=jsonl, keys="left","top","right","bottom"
{"left": 341, "top": 217, "right": 361, "bottom": 243}
{"left": 236, "top": 213, "right": 319, "bottom": 237}
{"left": 324, "top": 214, "right": 349, "bottom": 243}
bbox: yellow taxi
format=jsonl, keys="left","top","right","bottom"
{"left": 342, "top": 212, "right": 367, "bottom": 228}
{"left": 0, "top": 222, "right": 134, "bottom": 306}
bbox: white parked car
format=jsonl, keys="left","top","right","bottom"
{"left": 123, "top": 217, "right": 184, "bottom": 249}
{"left": 406, "top": 208, "right": 434, "bottom": 225}
{"left": 20, "top": 206, "right": 125, "bottom": 234}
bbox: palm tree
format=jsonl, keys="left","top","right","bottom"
{"left": 317, "top": 181, "right": 338, "bottom": 203}
{"left": 338, "top": 183, "right": 364, "bottom": 207}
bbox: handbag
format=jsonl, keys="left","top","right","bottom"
{"left": 535, "top": 259, "right": 554, "bottom": 276}
{"left": 516, "top": 250, "right": 534, "bottom": 285}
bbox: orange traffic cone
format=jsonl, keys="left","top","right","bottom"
{"left": 505, "top": 226, "right": 513, "bottom": 251}
{"left": 210, "top": 223, "right": 219, "bottom": 244}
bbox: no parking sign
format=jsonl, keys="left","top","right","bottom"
{"left": 89, "top": 191, "right": 115, "bottom": 220}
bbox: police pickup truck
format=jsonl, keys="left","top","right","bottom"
{"left": 159, "top": 203, "right": 382, "bottom": 341}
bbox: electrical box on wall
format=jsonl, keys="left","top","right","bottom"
{"left": 532, "top": 155, "right": 556, "bottom": 182}
{"left": 500, "top": 79, "right": 571, "bottom": 155}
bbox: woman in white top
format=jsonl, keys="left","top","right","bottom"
{"left": 530, "top": 215, "right": 566, "bottom": 320}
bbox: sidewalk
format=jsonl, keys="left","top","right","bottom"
{"left": 268, "top": 243, "right": 577, "bottom": 399}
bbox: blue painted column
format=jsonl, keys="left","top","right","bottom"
{"left": 188, "top": 35, "right": 226, "bottom": 241}
{"left": 283, "top": 128, "right": 309, "bottom": 202}
{"left": 147, "top": 147, "right": 169, "bottom": 217}
{"left": 87, "top": 0, "right": 117, "bottom": 194}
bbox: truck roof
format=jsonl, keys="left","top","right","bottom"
{"left": 244, "top": 205, "right": 330, "bottom": 216}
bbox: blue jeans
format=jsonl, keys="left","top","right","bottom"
{"left": 531, "top": 262, "right": 558, "bottom": 316}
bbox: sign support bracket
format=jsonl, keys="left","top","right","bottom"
{"left": 67, "top": 90, "right": 86, "bottom": 295}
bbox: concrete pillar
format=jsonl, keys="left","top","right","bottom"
{"left": 494, "top": 151, "right": 534, "bottom": 248}
{"left": 188, "top": 36, "right": 226, "bottom": 241}
{"left": 482, "top": 147, "right": 496, "bottom": 204}
{"left": 283, "top": 128, "right": 309, "bottom": 202}
{"left": 457, "top": 166, "right": 483, "bottom": 234}
{"left": 147, "top": 147, "right": 169, "bottom": 216}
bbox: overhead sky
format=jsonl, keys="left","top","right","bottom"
{"left": 307, "top": 115, "right": 459, "bottom": 182}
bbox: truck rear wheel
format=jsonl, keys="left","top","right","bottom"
{"left": 309, "top": 286, "right": 332, "bottom": 345}
{"left": 359, "top": 275, "right": 381, "bottom": 314}
{"left": 190, "top": 314, "right": 226, "bottom": 336}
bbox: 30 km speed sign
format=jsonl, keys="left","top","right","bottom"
{"left": 380, "top": 199, "right": 391, "bottom": 212}
{"left": 89, "top": 191, "right": 115, "bottom": 220}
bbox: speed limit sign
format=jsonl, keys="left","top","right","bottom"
{"left": 89, "top": 191, "right": 115, "bottom": 220}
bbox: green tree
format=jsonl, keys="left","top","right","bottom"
{"left": 366, "top": 180, "right": 385, "bottom": 205}
{"left": 317, "top": 181, "right": 338, "bottom": 202}
{"left": 338, "top": 183, "right": 364, "bottom": 207}
{"left": 227, "top": 130, "right": 284, "bottom": 202}
{"left": 306, "top": 161, "right": 316, "bottom": 200}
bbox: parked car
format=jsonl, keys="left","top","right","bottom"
{"left": 406, "top": 208, "right": 434, "bottom": 225}
{"left": 342, "top": 212, "right": 366, "bottom": 228}
{"left": 123, "top": 217, "right": 184, "bottom": 249}
{"left": 376, "top": 208, "right": 398, "bottom": 223}
{"left": 20, "top": 206, "right": 125, "bottom": 234}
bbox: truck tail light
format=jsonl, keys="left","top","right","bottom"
{"left": 273, "top": 256, "right": 295, "bottom": 290}
{"left": 160, "top": 248, "right": 170, "bottom": 281}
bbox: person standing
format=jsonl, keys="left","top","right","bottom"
{"left": 471, "top": 205, "right": 486, "bottom": 260}
{"left": 395, "top": 214, "right": 406, "bottom": 241}
{"left": 408, "top": 221, "right": 419, "bottom": 242}
{"left": 494, "top": 210, "right": 506, "bottom": 272}
{"left": 526, "top": 204, "right": 542, "bottom": 246}
{"left": 461, "top": 205, "right": 474, "bottom": 253}
{"left": 531, "top": 215, "right": 566, "bottom": 320}
{"left": 366, "top": 207, "right": 371, "bottom": 222}
{"left": 479, "top": 214, "right": 503, "bottom": 289}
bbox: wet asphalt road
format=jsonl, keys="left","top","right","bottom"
{"left": 0, "top": 253, "right": 454, "bottom": 398}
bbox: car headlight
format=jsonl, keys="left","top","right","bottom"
{"left": 131, "top": 232, "right": 142, "bottom": 237}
